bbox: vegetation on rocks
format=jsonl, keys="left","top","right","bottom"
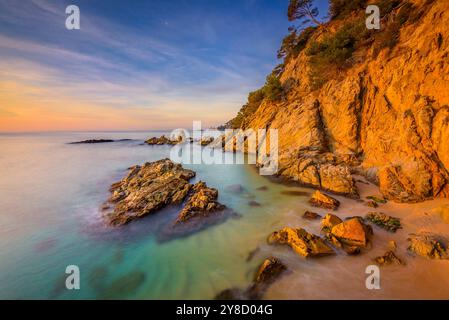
{"left": 365, "top": 212, "right": 402, "bottom": 232}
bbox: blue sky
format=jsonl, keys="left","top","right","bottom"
{"left": 0, "top": 0, "right": 329, "bottom": 131}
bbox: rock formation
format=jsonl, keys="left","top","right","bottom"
{"left": 145, "top": 135, "right": 181, "bottom": 145}
{"left": 267, "top": 227, "right": 334, "bottom": 257}
{"left": 103, "top": 159, "right": 232, "bottom": 240}
{"left": 104, "top": 159, "right": 195, "bottom": 226}
{"left": 223, "top": 0, "right": 449, "bottom": 203}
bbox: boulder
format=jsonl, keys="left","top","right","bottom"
{"left": 309, "top": 190, "right": 340, "bottom": 210}
{"left": 175, "top": 181, "right": 226, "bottom": 224}
{"left": 321, "top": 213, "right": 343, "bottom": 232}
{"left": 302, "top": 211, "right": 321, "bottom": 220}
{"left": 407, "top": 232, "right": 448, "bottom": 259}
{"left": 365, "top": 212, "right": 402, "bottom": 232}
{"left": 267, "top": 227, "right": 334, "bottom": 257}
{"left": 330, "top": 218, "right": 369, "bottom": 247}
{"left": 253, "top": 257, "right": 287, "bottom": 284}
{"left": 104, "top": 159, "right": 195, "bottom": 226}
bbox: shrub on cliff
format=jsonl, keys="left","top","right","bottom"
{"left": 278, "top": 26, "right": 316, "bottom": 62}
{"left": 329, "top": 0, "right": 367, "bottom": 19}
{"left": 263, "top": 74, "right": 284, "bottom": 102}
{"left": 306, "top": 18, "right": 369, "bottom": 89}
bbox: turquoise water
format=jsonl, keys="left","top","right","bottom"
{"left": 0, "top": 131, "right": 315, "bottom": 299}
{"left": 2, "top": 132, "right": 449, "bottom": 300}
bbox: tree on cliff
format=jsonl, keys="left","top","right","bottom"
{"left": 287, "top": 0, "right": 323, "bottom": 26}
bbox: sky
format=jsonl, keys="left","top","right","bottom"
{"left": 0, "top": 0, "right": 329, "bottom": 132}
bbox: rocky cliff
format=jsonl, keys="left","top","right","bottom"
{"left": 226, "top": 0, "right": 449, "bottom": 203}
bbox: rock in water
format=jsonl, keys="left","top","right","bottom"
{"left": 365, "top": 212, "right": 401, "bottom": 232}
{"left": 330, "top": 218, "right": 369, "bottom": 247}
{"left": 69, "top": 139, "right": 115, "bottom": 144}
{"left": 253, "top": 257, "right": 286, "bottom": 284}
{"left": 175, "top": 181, "right": 226, "bottom": 224}
{"left": 321, "top": 213, "right": 343, "bottom": 232}
{"left": 309, "top": 190, "right": 340, "bottom": 210}
{"left": 267, "top": 227, "right": 334, "bottom": 257}
{"left": 199, "top": 137, "right": 214, "bottom": 146}
{"left": 215, "top": 257, "right": 287, "bottom": 300}
{"left": 145, "top": 135, "right": 180, "bottom": 145}
{"left": 407, "top": 233, "right": 448, "bottom": 259}
{"left": 159, "top": 181, "right": 233, "bottom": 241}
{"left": 104, "top": 159, "right": 195, "bottom": 226}
{"left": 302, "top": 211, "right": 321, "bottom": 220}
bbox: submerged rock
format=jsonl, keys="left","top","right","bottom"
{"left": 215, "top": 257, "right": 287, "bottom": 300}
{"left": 309, "top": 190, "right": 340, "bottom": 210}
{"left": 407, "top": 232, "right": 448, "bottom": 259}
{"left": 104, "top": 159, "right": 195, "bottom": 226}
{"left": 267, "top": 227, "right": 334, "bottom": 257}
{"left": 302, "top": 211, "right": 321, "bottom": 220}
{"left": 365, "top": 212, "right": 402, "bottom": 232}
{"left": 321, "top": 213, "right": 343, "bottom": 232}
{"left": 248, "top": 200, "right": 261, "bottom": 207}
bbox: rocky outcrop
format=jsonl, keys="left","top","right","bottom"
{"left": 175, "top": 181, "right": 226, "bottom": 224}
{"left": 309, "top": 190, "right": 340, "bottom": 210}
{"left": 145, "top": 135, "right": 181, "bottom": 145}
{"left": 267, "top": 227, "right": 334, "bottom": 257}
{"left": 407, "top": 232, "right": 449, "bottom": 259}
{"left": 104, "top": 159, "right": 232, "bottom": 239}
{"left": 225, "top": 0, "right": 449, "bottom": 203}
{"left": 69, "top": 139, "right": 132, "bottom": 144}
{"left": 104, "top": 159, "right": 195, "bottom": 226}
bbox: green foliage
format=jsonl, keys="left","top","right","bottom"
{"left": 329, "top": 0, "right": 367, "bottom": 19}
{"left": 278, "top": 26, "right": 316, "bottom": 61}
{"left": 226, "top": 70, "right": 287, "bottom": 128}
{"left": 263, "top": 74, "right": 284, "bottom": 102}
{"left": 306, "top": 17, "right": 372, "bottom": 90}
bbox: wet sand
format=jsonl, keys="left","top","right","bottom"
{"left": 262, "top": 176, "right": 449, "bottom": 299}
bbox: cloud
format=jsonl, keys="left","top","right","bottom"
{"left": 0, "top": 0, "right": 281, "bottom": 131}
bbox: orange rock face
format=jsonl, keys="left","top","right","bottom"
{"left": 331, "top": 218, "right": 368, "bottom": 247}
{"left": 225, "top": 1, "right": 449, "bottom": 203}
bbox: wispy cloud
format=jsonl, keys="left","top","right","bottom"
{"left": 0, "top": 0, "right": 286, "bottom": 131}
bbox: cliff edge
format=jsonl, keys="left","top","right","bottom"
{"left": 225, "top": 0, "right": 449, "bottom": 202}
